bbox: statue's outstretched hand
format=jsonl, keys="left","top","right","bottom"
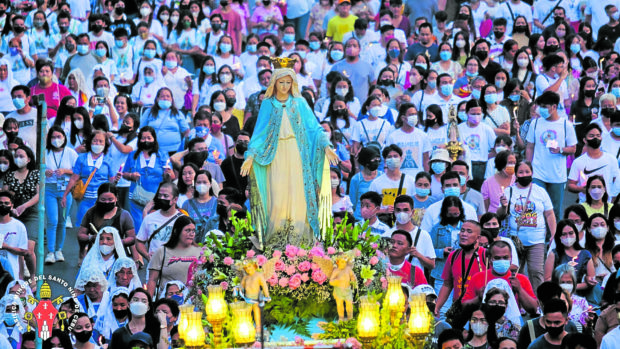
{"left": 325, "top": 147, "right": 339, "bottom": 166}
{"left": 240, "top": 156, "right": 254, "bottom": 177}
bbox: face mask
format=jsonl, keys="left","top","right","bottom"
{"left": 431, "top": 162, "right": 446, "bottom": 174}
{"left": 331, "top": 50, "right": 344, "bottom": 61}
{"left": 360, "top": 206, "right": 376, "bottom": 220}
{"left": 613, "top": 87, "right": 620, "bottom": 98}
{"left": 457, "top": 111, "right": 467, "bottom": 122}
{"left": 160, "top": 14, "right": 170, "bottom": 22}
{"left": 538, "top": 106, "right": 551, "bottom": 119}
{"left": 465, "top": 71, "right": 478, "bottom": 78}
{"left": 91, "top": 144, "right": 105, "bottom": 154}
{"left": 201, "top": 65, "right": 215, "bottom": 76}
{"left": 546, "top": 325, "right": 564, "bottom": 337}
{"left": 504, "top": 165, "right": 515, "bottom": 175}
{"left": 13, "top": 26, "right": 25, "bottom": 34}
{"left": 412, "top": 187, "right": 430, "bottom": 198}
{"left": 495, "top": 146, "right": 508, "bottom": 153}
{"left": 130, "top": 301, "right": 148, "bottom": 316}
{"left": 196, "top": 183, "right": 211, "bottom": 194}
{"left": 211, "top": 124, "right": 222, "bottom": 133}
{"left": 283, "top": 34, "right": 296, "bottom": 44}
{"left": 74, "top": 119, "right": 84, "bottom": 129}
{"left": 74, "top": 330, "right": 93, "bottom": 343}
{"left": 427, "top": 80, "right": 437, "bottom": 89}
{"left": 492, "top": 259, "right": 510, "bottom": 274}
{"left": 484, "top": 93, "right": 497, "bottom": 105}
{"left": 475, "top": 50, "right": 488, "bottom": 61}
{"left": 219, "top": 73, "right": 233, "bottom": 84}
{"left": 0, "top": 164, "right": 8, "bottom": 172}
{"left": 77, "top": 45, "right": 89, "bottom": 55}
{"left": 214, "top": 101, "right": 227, "bottom": 112}
{"left": 509, "top": 94, "right": 521, "bottom": 103}
{"left": 485, "top": 227, "right": 500, "bottom": 238}
{"left": 158, "top": 100, "right": 172, "bottom": 109}
{"left": 516, "top": 175, "right": 532, "bottom": 186}
{"left": 113, "top": 308, "right": 129, "bottom": 319}
{"left": 195, "top": 126, "right": 210, "bottom": 138}
{"left": 388, "top": 48, "right": 401, "bottom": 59}
{"left": 0, "top": 205, "right": 10, "bottom": 216}
{"left": 573, "top": 223, "right": 584, "bottom": 232}
{"left": 471, "top": 322, "right": 488, "bottom": 336}
{"left": 546, "top": 45, "right": 559, "bottom": 53}
{"left": 517, "top": 58, "right": 529, "bottom": 67}
{"left": 614, "top": 12, "right": 620, "bottom": 21}
{"left": 603, "top": 107, "right": 616, "bottom": 118}
{"left": 406, "top": 115, "right": 417, "bottom": 127}
{"left": 415, "top": 63, "right": 428, "bottom": 70}
{"left": 140, "top": 7, "right": 151, "bottom": 17}
{"left": 456, "top": 40, "right": 466, "bottom": 48}
{"left": 4, "top": 313, "right": 17, "bottom": 326}
{"left": 114, "top": 39, "right": 125, "bottom": 49}
{"left": 613, "top": 127, "right": 620, "bottom": 137}
{"left": 221, "top": 0, "right": 229, "bottom": 7}
{"left": 435, "top": 51, "right": 450, "bottom": 62}
{"left": 459, "top": 175, "right": 467, "bottom": 186}
{"left": 495, "top": 80, "right": 506, "bottom": 89}
{"left": 246, "top": 44, "right": 257, "bottom": 53}
{"left": 335, "top": 87, "right": 349, "bottom": 97}
{"left": 100, "top": 243, "right": 115, "bottom": 255}
{"left": 145, "top": 75, "right": 154, "bottom": 84}
{"left": 444, "top": 187, "right": 460, "bottom": 197}
{"left": 171, "top": 16, "right": 180, "bottom": 24}
{"left": 385, "top": 157, "right": 401, "bottom": 170}
{"left": 12, "top": 98, "right": 25, "bottom": 110}
{"left": 365, "top": 160, "right": 380, "bottom": 171}
{"left": 471, "top": 89, "right": 481, "bottom": 100}
{"left": 9, "top": 47, "right": 18, "bottom": 56}
{"left": 468, "top": 113, "right": 482, "bottom": 125}
{"left": 220, "top": 43, "right": 232, "bottom": 53}
{"left": 14, "top": 157, "right": 28, "bottom": 168}
{"left": 561, "top": 236, "right": 576, "bottom": 247}
{"left": 95, "top": 48, "right": 107, "bottom": 57}
{"left": 369, "top": 106, "right": 382, "bottom": 117}
{"left": 590, "top": 187, "right": 605, "bottom": 200}
{"left": 309, "top": 41, "right": 321, "bottom": 51}
{"left": 395, "top": 212, "right": 411, "bottom": 225}
{"left": 155, "top": 197, "right": 172, "bottom": 211}
{"left": 170, "top": 294, "right": 184, "bottom": 305}
{"left": 269, "top": 46, "right": 276, "bottom": 55}
{"left": 591, "top": 226, "right": 608, "bottom": 239}
{"left": 144, "top": 49, "right": 156, "bottom": 59}
{"left": 236, "top": 141, "right": 247, "bottom": 154}
{"left": 567, "top": 43, "right": 581, "bottom": 55}
{"left": 330, "top": 178, "right": 340, "bottom": 189}
{"left": 92, "top": 24, "right": 103, "bottom": 32}
{"left": 441, "top": 84, "right": 453, "bottom": 96}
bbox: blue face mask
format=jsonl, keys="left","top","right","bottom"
{"left": 427, "top": 80, "right": 437, "bottom": 89}
{"left": 247, "top": 44, "right": 257, "bottom": 53}
{"left": 203, "top": 65, "right": 215, "bottom": 74}
{"left": 466, "top": 71, "right": 478, "bottom": 78}
{"left": 297, "top": 50, "right": 307, "bottom": 59}
{"left": 331, "top": 50, "right": 344, "bottom": 61}
{"left": 77, "top": 45, "right": 89, "bottom": 55}
{"left": 283, "top": 33, "right": 296, "bottom": 44}
{"left": 613, "top": 127, "right": 620, "bottom": 137}
{"left": 509, "top": 94, "right": 521, "bottom": 102}
{"left": 538, "top": 106, "right": 551, "bottom": 119}
{"left": 570, "top": 43, "right": 580, "bottom": 54}
{"left": 457, "top": 111, "right": 467, "bottom": 122}
{"left": 9, "top": 47, "right": 18, "bottom": 56}
{"left": 484, "top": 93, "right": 497, "bottom": 105}
{"left": 4, "top": 313, "right": 17, "bottom": 326}
{"left": 165, "top": 60, "right": 177, "bottom": 69}
{"left": 440, "top": 51, "right": 451, "bottom": 61}
{"left": 309, "top": 41, "right": 321, "bottom": 51}
{"left": 441, "top": 84, "right": 453, "bottom": 96}
{"left": 195, "top": 126, "right": 210, "bottom": 138}
{"left": 612, "top": 87, "right": 620, "bottom": 98}
{"left": 444, "top": 186, "right": 460, "bottom": 197}
{"left": 415, "top": 63, "right": 428, "bottom": 70}
{"left": 170, "top": 294, "right": 184, "bottom": 305}
{"left": 492, "top": 259, "right": 510, "bottom": 274}
{"left": 220, "top": 43, "right": 232, "bottom": 53}
{"left": 269, "top": 46, "right": 276, "bottom": 55}
{"left": 459, "top": 175, "right": 467, "bottom": 186}
{"left": 431, "top": 161, "right": 446, "bottom": 174}
{"left": 388, "top": 48, "right": 400, "bottom": 59}
{"left": 471, "top": 89, "right": 481, "bottom": 100}
{"left": 95, "top": 48, "right": 107, "bottom": 57}
{"left": 145, "top": 75, "right": 154, "bottom": 84}
{"left": 12, "top": 97, "right": 25, "bottom": 110}
{"left": 144, "top": 49, "right": 156, "bottom": 59}
{"left": 416, "top": 187, "right": 430, "bottom": 197}
{"left": 115, "top": 40, "right": 124, "bottom": 48}
{"left": 158, "top": 99, "right": 172, "bottom": 109}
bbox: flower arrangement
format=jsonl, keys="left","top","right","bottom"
{"left": 189, "top": 215, "right": 387, "bottom": 338}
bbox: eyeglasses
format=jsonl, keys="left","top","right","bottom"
{"left": 487, "top": 301, "right": 507, "bottom": 306}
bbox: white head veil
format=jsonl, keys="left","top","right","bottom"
{"left": 0, "top": 58, "right": 17, "bottom": 86}
{"left": 2, "top": 280, "right": 34, "bottom": 312}
{"left": 0, "top": 294, "right": 26, "bottom": 334}
{"left": 482, "top": 279, "right": 523, "bottom": 326}
{"left": 65, "top": 68, "right": 87, "bottom": 94}
{"left": 159, "top": 280, "right": 190, "bottom": 300}
{"left": 94, "top": 287, "right": 131, "bottom": 341}
{"left": 76, "top": 226, "right": 127, "bottom": 283}
{"left": 106, "top": 257, "right": 142, "bottom": 292}
{"left": 74, "top": 267, "right": 110, "bottom": 319}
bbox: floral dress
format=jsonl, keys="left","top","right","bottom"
{"left": 495, "top": 318, "right": 520, "bottom": 339}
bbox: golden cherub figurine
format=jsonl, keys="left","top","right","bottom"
{"left": 314, "top": 253, "right": 357, "bottom": 321}
{"left": 237, "top": 258, "right": 276, "bottom": 334}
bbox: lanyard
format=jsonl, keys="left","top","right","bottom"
{"left": 51, "top": 148, "right": 65, "bottom": 170}
{"left": 460, "top": 249, "right": 478, "bottom": 293}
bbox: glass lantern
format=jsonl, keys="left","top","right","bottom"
{"left": 385, "top": 276, "right": 406, "bottom": 324}
{"left": 357, "top": 295, "right": 379, "bottom": 346}
{"left": 231, "top": 301, "right": 256, "bottom": 345}
{"left": 184, "top": 311, "right": 206, "bottom": 347}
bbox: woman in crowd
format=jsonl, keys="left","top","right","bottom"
{"left": 181, "top": 170, "right": 219, "bottom": 242}
{"left": 431, "top": 42, "right": 462, "bottom": 79}
{"left": 210, "top": 91, "right": 241, "bottom": 140}
{"left": 330, "top": 167, "right": 353, "bottom": 213}
{"left": 481, "top": 150, "right": 516, "bottom": 213}
{"left": 429, "top": 196, "right": 464, "bottom": 290}
{"left": 581, "top": 175, "right": 611, "bottom": 217}
{"left": 585, "top": 213, "right": 615, "bottom": 305}
{"left": 76, "top": 226, "right": 127, "bottom": 284}
{"left": 140, "top": 88, "right": 190, "bottom": 154}
{"left": 69, "top": 107, "right": 93, "bottom": 151}
{"left": 94, "top": 288, "right": 131, "bottom": 343}
{"left": 553, "top": 264, "right": 592, "bottom": 330}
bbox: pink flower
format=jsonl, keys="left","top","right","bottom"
{"left": 196, "top": 289, "right": 202, "bottom": 295}
{"left": 279, "top": 277, "right": 289, "bottom": 288}
{"left": 371, "top": 243, "right": 378, "bottom": 250}
{"left": 312, "top": 269, "right": 327, "bottom": 285}
{"left": 327, "top": 247, "right": 337, "bottom": 255}
{"left": 345, "top": 337, "right": 362, "bottom": 349}
{"left": 220, "top": 281, "right": 229, "bottom": 290}
{"left": 381, "top": 276, "right": 388, "bottom": 289}
{"left": 309, "top": 246, "right": 325, "bottom": 258}
{"left": 354, "top": 248, "right": 361, "bottom": 257}
{"left": 267, "top": 274, "right": 278, "bottom": 287}
{"left": 301, "top": 273, "right": 309, "bottom": 282}
{"left": 246, "top": 250, "right": 256, "bottom": 258}
{"left": 208, "top": 254, "right": 215, "bottom": 263}
{"left": 199, "top": 255, "right": 207, "bottom": 264}
{"left": 252, "top": 342, "right": 261, "bottom": 348}
{"left": 288, "top": 274, "right": 302, "bottom": 290}
{"left": 297, "top": 249, "right": 307, "bottom": 257}
{"left": 285, "top": 245, "right": 299, "bottom": 259}
{"left": 311, "top": 263, "right": 319, "bottom": 270}
{"left": 223, "top": 257, "right": 234, "bottom": 266}
{"left": 285, "top": 265, "right": 296, "bottom": 276}
{"left": 294, "top": 336, "right": 304, "bottom": 345}
{"left": 364, "top": 278, "right": 373, "bottom": 286}
{"left": 370, "top": 256, "right": 379, "bottom": 265}
{"left": 297, "top": 261, "right": 312, "bottom": 272}
{"left": 272, "top": 250, "right": 282, "bottom": 259}
{"left": 256, "top": 255, "right": 268, "bottom": 266}
{"left": 274, "top": 259, "right": 285, "bottom": 271}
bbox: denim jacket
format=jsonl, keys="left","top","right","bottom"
{"left": 429, "top": 221, "right": 461, "bottom": 280}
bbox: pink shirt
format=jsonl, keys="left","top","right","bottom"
{"left": 31, "top": 82, "right": 72, "bottom": 119}
{"left": 481, "top": 175, "right": 515, "bottom": 213}
{"left": 211, "top": 8, "right": 243, "bottom": 55}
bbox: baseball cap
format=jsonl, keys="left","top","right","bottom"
{"left": 129, "top": 332, "right": 153, "bottom": 348}
{"left": 412, "top": 284, "right": 437, "bottom": 298}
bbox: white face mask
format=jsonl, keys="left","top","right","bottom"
{"left": 560, "top": 236, "right": 576, "bottom": 247}
{"left": 195, "top": 183, "right": 210, "bottom": 194}
{"left": 14, "top": 157, "right": 27, "bottom": 168}
{"left": 130, "top": 302, "right": 148, "bottom": 316}
{"left": 213, "top": 101, "right": 227, "bottom": 112}
{"left": 407, "top": 115, "right": 417, "bottom": 127}
{"left": 517, "top": 58, "right": 529, "bottom": 68}
{"left": 395, "top": 212, "right": 411, "bottom": 225}
{"left": 331, "top": 178, "right": 339, "bottom": 188}
{"left": 0, "top": 164, "right": 8, "bottom": 172}
{"left": 335, "top": 88, "right": 348, "bottom": 97}
{"left": 140, "top": 7, "right": 151, "bottom": 17}
{"left": 100, "top": 244, "right": 114, "bottom": 255}
{"left": 614, "top": 221, "right": 620, "bottom": 231}
{"left": 91, "top": 144, "right": 105, "bottom": 154}
{"left": 575, "top": 222, "right": 584, "bottom": 232}
{"left": 471, "top": 322, "right": 488, "bottom": 336}
{"left": 74, "top": 120, "right": 84, "bottom": 130}
{"left": 559, "top": 283, "right": 574, "bottom": 294}
{"left": 219, "top": 73, "right": 233, "bottom": 84}
{"left": 589, "top": 188, "right": 605, "bottom": 200}
{"left": 455, "top": 39, "right": 466, "bottom": 48}
{"left": 591, "top": 226, "right": 608, "bottom": 239}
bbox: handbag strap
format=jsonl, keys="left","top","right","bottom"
{"left": 147, "top": 212, "right": 182, "bottom": 244}
{"left": 154, "top": 247, "right": 166, "bottom": 299}
{"left": 542, "top": 0, "right": 563, "bottom": 24}
{"left": 84, "top": 167, "right": 98, "bottom": 188}
{"left": 458, "top": 248, "right": 478, "bottom": 302}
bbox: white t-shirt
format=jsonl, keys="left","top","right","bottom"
{"left": 493, "top": 0, "right": 533, "bottom": 33}
{"left": 381, "top": 226, "right": 436, "bottom": 271}
{"left": 45, "top": 148, "right": 79, "bottom": 186}
{"left": 585, "top": 0, "right": 620, "bottom": 41}
{"left": 8, "top": 108, "right": 38, "bottom": 151}
{"left": 411, "top": 89, "right": 438, "bottom": 121}
{"left": 526, "top": 117, "right": 577, "bottom": 183}
{"left": 420, "top": 198, "right": 478, "bottom": 233}
{"left": 425, "top": 125, "right": 449, "bottom": 150}
{"left": 567, "top": 152, "right": 620, "bottom": 201}
{"left": 368, "top": 173, "right": 416, "bottom": 208}
{"left": 386, "top": 128, "right": 432, "bottom": 176}
{"left": 601, "top": 132, "right": 620, "bottom": 160}
{"left": 163, "top": 67, "right": 191, "bottom": 110}
{"left": 0, "top": 218, "right": 28, "bottom": 279}
{"left": 504, "top": 183, "right": 553, "bottom": 246}
{"left": 425, "top": 94, "right": 465, "bottom": 124}
{"left": 458, "top": 122, "right": 496, "bottom": 162}
{"left": 351, "top": 118, "right": 393, "bottom": 147}
{"left": 137, "top": 210, "right": 183, "bottom": 254}
{"left": 535, "top": 74, "right": 568, "bottom": 116}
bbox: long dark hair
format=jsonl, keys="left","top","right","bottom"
{"left": 43, "top": 329, "right": 72, "bottom": 349}
{"left": 394, "top": 102, "right": 416, "bottom": 129}
{"left": 133, "top": 126, "right": 159, "bottom": 159}
{"left": 71, "top": 107, "right": 92, "bottom": 146}
{"left": 53, "top": 96, "right": 76, "bottom": 128}
{"left": 178, "top": 163, "right": 199, "bottom": 195}
{"left": 553, "top": 219, "right": 582, "bottom": 259}
{"left": 326, "top": 95, "right": 351, "bottom": 129}
{"left": 91, "top": 183, "right": 119, "bottom": 227}
{"left": 127, "top": 287, "right": 163, "bottom": 344}
{"left": 439, "top": 196, "right": 465, "bottom": 226}
{"left": 148, "top": 87, "right": 180, "bottom": 118}
{"left": 585, "top": 175, "right": 608, "bottom": 205}
{"left": 585, "top": 213, "right": 614, "bottom": 261}
{"left": 164, "top": 215, "right": 196, "bottom": 249}
{"left": 46, "top": 126, "right": 68, "bottom": 151}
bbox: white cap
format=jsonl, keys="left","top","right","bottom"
{"left": 412, "top": 284, "right": 437, "bottom": 298}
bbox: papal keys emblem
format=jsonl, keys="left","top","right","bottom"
{"left": 24, "top": 281, "right": 66, "bottom": 340}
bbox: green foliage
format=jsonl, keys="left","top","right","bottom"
{"left": 371, "top": 298, "right": 414, "bottom": 349}
{"left": 323, "top": 216, "right": 380, "bottom": 255}
{"left": 317, "top": 319, "right": 358, "bottom": 340}
{"left": 262, "top": 295, "right": 338, "bottom": 338}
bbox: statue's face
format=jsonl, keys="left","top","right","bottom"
{"left": 276, "top": 75, "right": 293, "bottom": 96}
{"left": 336, "top": 259, "right": 347, "bottom": 269}
{"left": 244, "top": 264, "right": 257, "bottom": 275}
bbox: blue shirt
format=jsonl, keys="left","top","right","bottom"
{"left": 72, "top": 153, "right": 114, "bottom": 199}
{"left": 141, "top": 109, "right": 190, "bottom": 154}
{"left": 349, "top": 170, "right": 384, "bottom": 220}
{"left": 123, "top": 151, "right": 170, "bottom": 194}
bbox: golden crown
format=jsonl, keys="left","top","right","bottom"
{"left": 271, "top": 57, "right": 297, "bottom": 69}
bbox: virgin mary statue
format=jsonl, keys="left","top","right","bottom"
{"left": 241, "top": 57, "right": 338, "bottom": 249}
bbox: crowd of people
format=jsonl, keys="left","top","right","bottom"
{"left": 0, "top": 0, "right": 619, "bottom": 348}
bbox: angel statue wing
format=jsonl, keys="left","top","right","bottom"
{"left": 260, "top": 257, "right": 278, "bottom": 279}
{"left": 313, "top": 256, "right": 335, "bottom": 278}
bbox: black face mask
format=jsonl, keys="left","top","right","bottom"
{"left": 216, "top": 204, "right": 227, "bottom": 218}
{"left": 59, "top": 25, "right": 69, "bottom": 33}
{"left": 5, "top": 131, "right": 17, "bottom": 140}
{"left": 114, "top": 7, "right": 124, "bottom": 15}
{"left": 113, "top": 308, "right": 129, "bottom": 319}
{"left": 0, "top": 205, "right": 11, "bottom": 216}
{"left": 545, "top": 45, "right": 560, "bottom": 54}
{"left": 486, "top": 305, "right": 506, "bottom": 317}
{"left": 220, "top": 0, "right": 229, "bottom": 6}
{"left": 457, "top": 13, "right": 469, "bottom": 20}
{"left": 73, "top": 330, "right": 93, "bottom": 343}
{"left": 475, "top": 50, "right": 488, "bottom": 61}
{"left": 425, "top": 118, "right": 437, "bottom": 128}
{"left": 586, "top": 137, "right": 601, "bottom": 149}
{"left": 426, "top": 302, "right": 436, "bottom": 313}
{"left": 155, "top": 197, "right": 172, "bottom": 211}
{"left": 365, "top": 160, "right": 380, "bottom": 171}
{"left": 92, "top": 24, "right": 103, "bottom": 32}
{"left": 554, "top": 16, "right": 564, "bottom": 24}
{"left": 65, "top": 42, "right": 75, "bottom": 52}
{"left": 225, "top": 97, "right": 236, "bottom": 108}
{"left": 546, "top": 325, "right": 564, "bottom": 337}
{"left": 139, "top": 141, "right": 154, "bottom": 150}
{"left": 262, "top": 0, "right": 270, "bottom": 5}
{"left": 118, "top": 125, "right": 132, "bottom": 134}
{"left": 333, "top": 109, "right": 348, "bottom": 118}
{"left": 378, "top": 79, "right": 394, "bottom": 87}
{"left": 459, "top": 242, "right": 476, "bottom": 251}
{"left": 514, "top": 25, "right": 527, "bottom": 33}
{"left": 445, "top": 216, "right": 461, "bottom": 225}
{"left": 516, "top": 175, "right": 532, "bottom": 187}
{"left": 486, "top": 227, "right": 500, "bottom": 238}
{"left": 493, "top": 30, "right": 505, "bottom": 39}
{"left": 96, "top": 201, "right": 115, "bottom": 213}
{"left": 235, "top": 142, "right": 248, "bottom": 154}
{"left": 13, "top": 26, "right": 25, "bottom": 34}
{"left": 602, "top": 107, "right": 615, "bottom": 117}
{"left": 584, "top": 89, "right": 596, "bottom": 98}
{"left": 211, "top": 23, "right": 221, "bottom": 32}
